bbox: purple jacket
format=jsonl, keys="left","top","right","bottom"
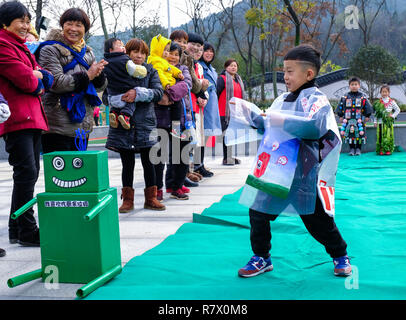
{"left": 155, "top": 64, "right": 193, "bottom": 129}
{"left": 0, "top": 92, "right": 7, "bottom": 105}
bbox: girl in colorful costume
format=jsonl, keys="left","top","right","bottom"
{"left": 373, "top": 85, "right": 400, "bottom": 155}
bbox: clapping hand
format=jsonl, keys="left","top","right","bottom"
{"left": 88, "top": 59, "right": 108, "bottom": 80}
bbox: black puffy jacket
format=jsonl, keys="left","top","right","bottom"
{"left": 105, "top": 63, "right": 163, "bottom": 152}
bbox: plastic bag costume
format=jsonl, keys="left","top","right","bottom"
{"left": 224, "top": 98, "right": 264, "bottom": 146}
{"left": 227, "top": 87, "right": 341, "bottom": 217}
{"left": 336, "top": 94, "right": 369, "bottom": 146}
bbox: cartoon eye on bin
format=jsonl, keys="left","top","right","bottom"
{"left": 72, "top": 158, "right": 83, "bottom": 169}
{"left": 52, "top": 157, "right": 65, "bottom": 171}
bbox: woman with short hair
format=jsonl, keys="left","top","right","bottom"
{"left": 0, "top": 1, "right": 53, "bottom": 246}
{"left": 37, "top": 7, "right": 108, "bottom": 153}
{"left": 216, "top": 58, "right": 246, "bottom": 165}
{"left": 106, "top": 38, "right": 165, "bottom": 211}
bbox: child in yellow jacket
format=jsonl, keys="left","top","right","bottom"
{"left": 148, "top": 35, "right": 185, "bottom": 138}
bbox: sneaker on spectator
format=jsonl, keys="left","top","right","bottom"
{"left": 170, "top": 189, "right": 189, "bottom": 200}
{"left": 195, "top": 166, "right": 214, "bottom": 178}
{"left": 238, "top": 255, "right": 273, "bottom": 278}
{"left": 181, "top": 186, "right": 190, "bottom": 193}
{"left": 184, "top": 177, "right": 199, "bottom": 187}
{"left": 118, "top": 114, "right": 131, "bottom": 130}
{"left": 170, "top": 127, "right": 186, "bottom": 140}
{"left": 109, "top": 112, "right": 118, "bottom": 128}
{"left": 333, "top": 255, "right": 352, "bottom": 276}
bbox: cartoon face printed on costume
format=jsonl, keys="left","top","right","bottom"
{"left": 43, "top": 151, "right": 110, "bottom": 193}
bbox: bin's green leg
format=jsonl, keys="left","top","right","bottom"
{"left": 76, "top": 265, "right": 122, "bottom": 299}
{"left": 7, "top": 269, "right": 42, "bottom": 288}
{"left": 11, "top": 198, "right": 37, "bottom": 220}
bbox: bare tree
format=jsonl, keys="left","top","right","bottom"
{"left": 126, "top": 0, "right": 146, "bottom": 38}
{"left": 20, "top": 0, "right": 50, "bottom": 37}
{"left": 95, "top": 0, "right": 109, "bottom": 40}
{"left": 357, "top": 0, "right": 387, "bottom": 46}
{"left": 282, "top": 0, "right": 301, "bottom": 45}
{"left": 104, "top": 0, "right": 127, "bottom": 38}
{"left": 176, "top": 0, "right": 218, "bottom": 41}
{"left": 219, "top": 0, "right": 258, "bottom": 98}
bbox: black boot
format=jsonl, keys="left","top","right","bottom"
{"left": 18, "top": 228, "right": 40, "bottom": 247}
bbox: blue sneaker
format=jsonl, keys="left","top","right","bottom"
{"left": 238, "top": 255, "right": 273, "bottom": 278}
{"left": 333, "top": 255, "right": 352, "bottom": 276}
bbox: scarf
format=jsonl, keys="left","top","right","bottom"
{"left": 225, "top": 71, "right": 246, "bottom": 124}
{"left": 68, "top": 36, "right": 86, "bottom": 53}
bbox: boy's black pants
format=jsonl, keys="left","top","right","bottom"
{"left": 249, "top": 196, "right": 348, "bottom": 259}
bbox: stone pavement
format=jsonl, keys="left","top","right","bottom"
{"left": 0, "top": 154, "right": 253, "bottom": 300}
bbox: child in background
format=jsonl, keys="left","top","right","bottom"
{"left": 238, "top": 44, "right": 351, "bottom": 278}
{"left": 93, "top": 106, "right": 100, "bottom": 126}
{"left": 148, "top": 34, "right": 185, "bottom": 138}
{"left": 336, "top": 77, "right": 373, "bottom": 156}
{"left": 373, "top": 84, "right": 400, "bottom": 155}
{"left": 103, "top": 38, "right": 147, "bottom": 129}
{"left": 25, "top": 24, "right": 40, "bottom": 54}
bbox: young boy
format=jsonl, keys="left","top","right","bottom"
{"left": 147, "top": 34, "right": 185, "bottom": 138}
{"left": 336, "top": 77, "right": 373, "bottom": 156}
{"left": 103, "top": 38, "right": 148, "bottom": 129}
{"left": 238, "top": 44, "right": 351, "bottom": 278}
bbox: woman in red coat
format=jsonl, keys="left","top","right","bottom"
{"left": 0, "top": 1, "right": 53, "bottom": 247}
{"left": 216, "top": 59, "right": 246, "bottom": 165}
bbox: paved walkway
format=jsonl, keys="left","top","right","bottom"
{"left": 0, "top": 154, "right": 253, "bottom": 300}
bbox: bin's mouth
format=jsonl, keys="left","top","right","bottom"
{"left": 52, "top": 176, "right": 87, "bottom": 188}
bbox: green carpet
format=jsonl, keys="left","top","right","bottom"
{"left": 85, "top": 151, "right": 406, "bottom": 300}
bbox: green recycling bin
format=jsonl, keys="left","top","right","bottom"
{"left": 7, "top": 151, "right": 122, "bottom": 298}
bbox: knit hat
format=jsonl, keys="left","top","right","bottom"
{"left": 187, "top": 32, "right": 204, "bottom": 45}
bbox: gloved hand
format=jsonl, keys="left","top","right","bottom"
{"left": 0, "top": 103, "right": 11, "bottom": 123}
{"left": 38, "top": 69, "right": 54, "bottom": 91}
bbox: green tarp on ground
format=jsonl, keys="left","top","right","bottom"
{"left": 85, "top": 152, "right": 406, "bottom": 300}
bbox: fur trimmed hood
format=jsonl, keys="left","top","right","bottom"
{"left": 45, "top": 29, "right": 91, "bottom": 56}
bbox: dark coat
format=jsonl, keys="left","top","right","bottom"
{"left": 105, "top": 62, "right": 163, "bottom": 152}
{"left": 0, "top": 29, "right": 48, "bottom": 136}
{"left": 103, "top": 51, "right": 136, "bottom": 95}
